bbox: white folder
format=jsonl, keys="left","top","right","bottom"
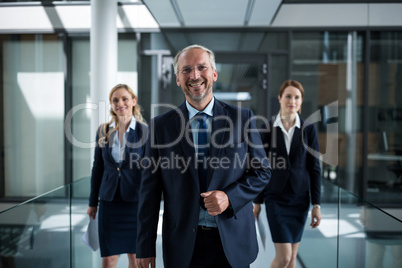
{"left": 81, "top": 216, "right": 99, "bottom": 251}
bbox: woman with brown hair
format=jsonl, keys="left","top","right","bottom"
{"left": 254, "top": 80, "right": 322, "bottom": 268}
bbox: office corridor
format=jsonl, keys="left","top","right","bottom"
{"left": 112, "top": 203, "right": 302, "bottom": 268}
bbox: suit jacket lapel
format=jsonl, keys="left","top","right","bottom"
{"left": 121, "top": 124, "right": 142, "bottom": 166}
{"left": 275, "top": 127, "right": 285, "bottom": 153}
{"left": 275, "top": 127, "right": 291, "bottom": 165}
{"left": 289, "top": 127, "right": 301, "bottom": 163}
{"left": 289, "top": 116, "right": 304, "bottom": 163}
{"left": 105, "top": 125, "right": 117, "bottom": 164}
{"left": 207, "top": 100, "right": 229, "bottom": 189}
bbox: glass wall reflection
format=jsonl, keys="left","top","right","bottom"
{"left": 291, "top": 31, "right": 366, "bottom": 198}
{"left": 70, "top": 35, "right": 138, "bottom": 182}
{"left": 2, "top": 34, "right": 65, "bottom": 198}
{"left": 367, "top": 31, "right": 402, "bottom": 206}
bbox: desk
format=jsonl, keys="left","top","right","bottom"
{"left": 368, "top": 153, "right": 402, "bottom": 187}
{"left": 368, "top": 153, "right": 402, "bottom": 161}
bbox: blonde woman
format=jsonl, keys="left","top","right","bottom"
{"left": 87, "top": 84, "right": 147, "bottom": 268}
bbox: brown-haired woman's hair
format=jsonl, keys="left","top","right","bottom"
{"left": 98, "top": 84, "right": 146, "bottom": 147}
{"left": 278, "top": 80, "right": 304, "bottom": 114}
{"left": 278, "top": 80, "right": 304, "bottom": 98}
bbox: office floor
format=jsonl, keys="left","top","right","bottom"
{"left": 4, "top": 200, "right": 400, "bottom": 267}
{"left": 2, "top": 179, "right": 401, "bottom": 267}
{"left": 113, "top": 203, "right": 302, "bottom": 268}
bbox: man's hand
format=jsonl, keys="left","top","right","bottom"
{"left": 201, "top": 191, "right": 229, "bottom": 216}
{"left": 137, "top": 257, "right": 156, "bottom": 268}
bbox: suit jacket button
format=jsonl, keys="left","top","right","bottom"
{"left": 193, "top": 228, "right": 196, "bottom": 233}
{"left": 117, "top": 167, "right": 120, "bottom": 171}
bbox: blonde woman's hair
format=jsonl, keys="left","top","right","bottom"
{"left": 98, "top": 84, "right": 146, "bottom": 147}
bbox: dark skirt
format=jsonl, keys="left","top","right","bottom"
{"left": 265, "top": 185, "right": 309, "bottom": 243}
{"left": 98, "top": 200, "right": 138, "bottom": 257}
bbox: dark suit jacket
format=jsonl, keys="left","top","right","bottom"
{"left": 89, "top": 122, "right": 148, "bottom": 207}
{"left": 136, "top": 99, "right": 271, "bottom": 268}
{"left": 254, "top": 115, "right": 321, "bottom": 205}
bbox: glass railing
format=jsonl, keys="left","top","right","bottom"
{"left": 0, "top": 185, "right": 72, "bottom": 267}
{"left": 298, "top": 179, "right": 402, "bottom": 268}
{"left": 0, "top": 177, "right": 401, "bottom": 268}
{"left": 0, "top": 177, "right": 100, "bottom": 268}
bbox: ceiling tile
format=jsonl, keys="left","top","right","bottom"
{"left": 187, "top": 32, "right": 242, "bottom": 51}
{"left": 165, "top": 32, "right": 243, "bottom": 52}
{"left": 143, "top": 0, "right": 181, "bottom": 27}
{"left": 273, "top": 4, "right": 368, "bottom": 27}
{"left": 248, "top": 0, "right": 282, "bottom": 27}
{"left": 176, "top": 0, "right": 249, "bottom": 27}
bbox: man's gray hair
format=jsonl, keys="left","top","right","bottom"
{"left": 173, "top": 44, "right": 216, "bottom": 75}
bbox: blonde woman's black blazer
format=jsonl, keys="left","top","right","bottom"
{"left": 89, "top": 122, "right": 148, "bottom": 207}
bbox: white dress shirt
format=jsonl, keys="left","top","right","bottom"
{"left": 109, "top": 116, "right": 137, "bottom": 163}
{"left": 186, "top": 98, "right": 217, "bottom": 227}
{"left": 273, "top": 113, "right": 300, "bottom": 155}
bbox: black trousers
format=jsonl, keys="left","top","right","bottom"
{"left": 189, "top": 226, "right": 232, "bottom": 268}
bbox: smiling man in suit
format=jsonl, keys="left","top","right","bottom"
{"left": 136, "top": 44, "right": 271, "bottom": 268}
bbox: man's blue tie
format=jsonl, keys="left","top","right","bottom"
{"left": 197, "top": 113, "right": 209, "bottom": 209}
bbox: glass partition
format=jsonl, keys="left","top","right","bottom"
{"left": 366, "top": 31, "right": 402, "bottom": 208}
{"left": 71, "top": 177, "right": 101, "bottom": 268}
{"left": 355, "top": 201, "right": 402, "bottom": 268}
{"left": 338, "top": 188, "right": 367, "bottom": 267}
{"left": 298, "top": 179, "right": 402, "bottom": 268}
{"left": 70, "top": 35, "right": 138, "bottom": 183}
{"left": 1, "top": 34, "right": 65, "bottom": 198}
{"left": 291, "top": 31, "right": 365, "bottom": 196}
{"left": 297, "top": 179, "right": 338, "bottom": 268}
